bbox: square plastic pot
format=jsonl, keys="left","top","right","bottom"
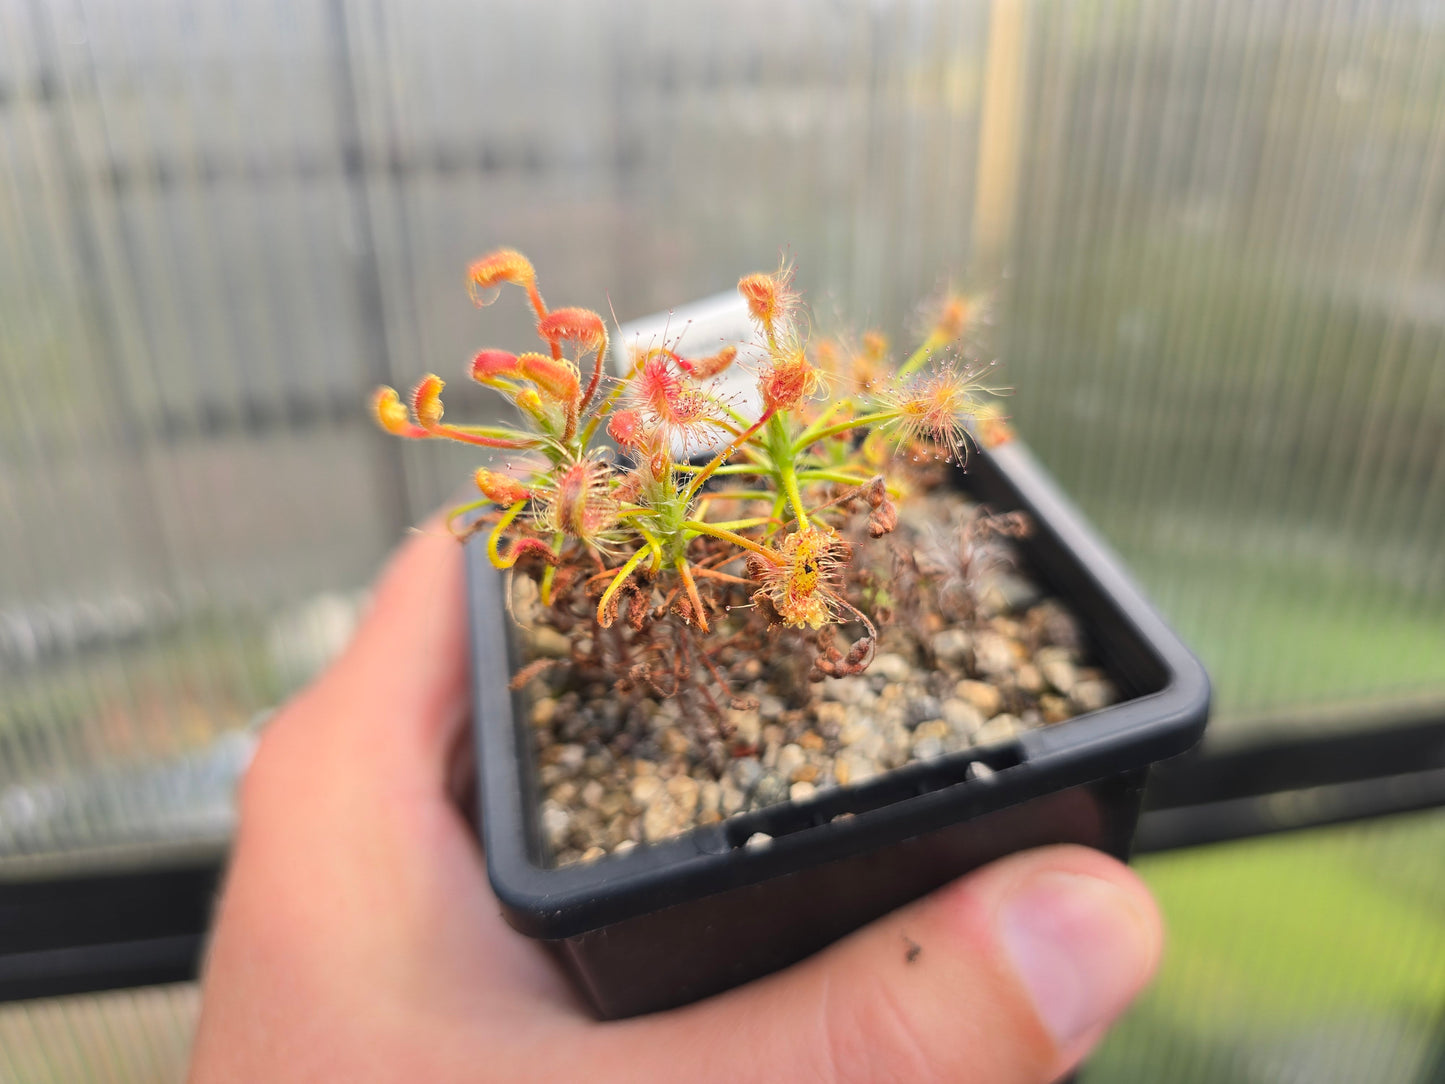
{"left": 466, "top": 439, "right": 1210, "bottom": 1019}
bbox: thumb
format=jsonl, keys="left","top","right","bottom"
{"left": 601, "top": 844, "right": 1162, "bottom": 1084}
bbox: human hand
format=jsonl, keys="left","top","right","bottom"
{"left": 189, "top": 522, "right": 1163, "bottom": 1084}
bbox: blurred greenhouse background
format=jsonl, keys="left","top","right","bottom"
{"left": 0, "top": 0, "right": 1442, "bottom": 1080}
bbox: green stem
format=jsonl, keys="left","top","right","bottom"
{"left": 793, "top": 410, "right": 899, "bottom": 453}
{"left": 696, "top": 490, "right": 774, "bottom": 502}
{"left": 673, "top": 461, "right": 770, "bottom": 477}
{"left": 445, "top": 498, "right": 493, "bottom": 534}
{"left": 486, "top": 501, "right": 529, "bottom": 568}
{"left": 767, "top": 413, "right": 809, "bottom": 529}
{"left": 790, "top": 397, "right": 854, "bottom": 449}
{"left": 694, "top": 516, "right": 773, "bottom": 531}
{"left": 798, "top": 469, "right": 877, "bottom": 487}
{"left": 780, "top": 465, "right": 809, "bottom": 530}
{"left": 683, "top": 410, "right": 773, "bottom": 502}
{"left": 682, "top": 520, "right": 780, "bottom": 564}
{"left": 634, "top": 527, "right": 665, "bottom": 573}
{"left": 897, "top": 332, "right": 945, "bottom": 380}
{"left": 538, "top": 532, "right": 565, "bottom": 604}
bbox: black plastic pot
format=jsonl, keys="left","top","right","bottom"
{"left": 466, "top": 439, "right": 1210, "bottom": 1019}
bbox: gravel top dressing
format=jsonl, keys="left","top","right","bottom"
{"left": 514, "top": 487, "right": 1118, "bottom": 868}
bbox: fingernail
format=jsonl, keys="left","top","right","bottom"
{"left": 999, "top": 871, "right": 1155, "bottom": 1047}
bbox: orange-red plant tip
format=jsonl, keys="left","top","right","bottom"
{"left": 471, "top": 349, "right": 521, "bottom": 383}
{"left": 475, "top": 467, "right": 531, "bottom": 505}
{"left": 411, "top": 374, "right": 446, "bottom": 429}
{"left": 759, "top": 348, "right": 821, "bottom": 414}
{"left": 468, "top": 248, "right": 536, "bottom": 306}
{"left": 517, "top": 353, "right": 581, "bottom": 405}
{"left": 677, "top": 345, "right": 737, "bottom": 381}
{"left": 936, "top": 295, "right": 969, "bottom": 341}
{"left": 371, "top": 386, "right": 422, "bottom": 436}
{"left": 608, "top": 409, "right": 646, "bottom": 448}
{"left": 737, "top": 272, "right": 778, "bottom": 324}
{"left": 538, "top": 307, "right": 607, "bottom": 353}
{"left": 738, "top": 261, "right": 798, "bottom": 329}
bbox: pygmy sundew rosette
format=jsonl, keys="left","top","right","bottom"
{"left": 371, "top": 248, "right": 1006, "bottom": 694}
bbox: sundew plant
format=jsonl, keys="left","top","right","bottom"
{"left": 372, "top": 249, "right": 1005, "bottom": 693}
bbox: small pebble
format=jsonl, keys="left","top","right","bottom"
{"left": 789, "top": 781, "right": 818, "bottom": 802}
{"left": 1038, "top": 656, "right": 1079, "bottom": 696}
{"left": 872, "top": 653, "right": 912, "bottom": 683}
{"left": 720, "top": 782, "right": 747, "bottom": 816}
{"left": 667, "top": 775, "right": 701, "bottom": 818}
{"left": 911, "top": 735, "right": 945, "bottom": 760}
{"left": 775, "top": 743, "right": 808, "bottom": 781}
{"left": 744, "top": 832, "right": 773, "bottom": 849}
{"left": 799, "top": 730, "right": 826, "bottom": 751}
{"left": 975, "top": 713, "right": 1021, "bottom": 746}
{"left": 930, "top": 628, "right": 972, "bottom": 665}
{"left": 631, "top": 776, "right": 664, "bottom": 806}
{"left": 941, "top": 698, "right": 985, "bottom": 736}
{"left": 660, "top": 728, "right": 692, "bottom": 755}
{"left": 699, "top": 780, "right": 722, "bottom": 819}
{"left": 727, "top": 708, "right": 762, "bottom": 748}
{"left": 954, "top": 679, "right": 1003, "bottom": 718}
{"left": 905, "top": 695, "right": 944, "bottom": 727}
{"left": 1016, "top": 663, "right": 1045, "bottom": 694}
{"left": 967, "top": 760, "right": 996, "bottom": 780}
{"left": 530, "top": 697, "right": 558, "bottom": 727}
{"left": 913, "top": 719, "right": 951, "bottom": 742}
{"left": 1070, "top": 678, "right": 1117, "bottom": 714}
{"left": 541, "top": 802, "right": 571, "bottom": 851}
{"left": 1040, "top": 694, "right": 1072, "bottom": 724}
{"left": 752, "top": 772, "right": 790, "bottom": 807}
{"left": 822, "top": 676, "right": 875, "bottom": 705}
{"left": 642, "top": 793, "right": 685, "bottom": 841}
{"left": 972, "top": 632, "right": 1015, "bottom": 678}
{"left": 836, "top": 751, "right": 879, "bottom": 787}
{"left": 729, "top": 757, "right": 764, "bottom": 793}
{"left": 556, "top": 744, "right": 586, "bottom": 774}
{"left": 529, "top": 627, "right": 571, "bottom": 658}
